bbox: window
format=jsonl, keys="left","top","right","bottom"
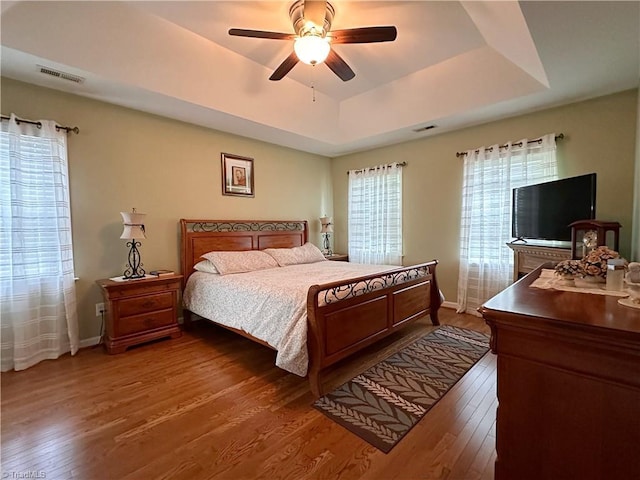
{"left": 457, "top": 134, "right": 558, "bottom": 315}
{"left": 348, "top": 163, "right": 403, "bottom": 265}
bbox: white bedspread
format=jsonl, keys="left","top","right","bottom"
{"left": 183, "top": 261, "right": 397, "bottom": 377}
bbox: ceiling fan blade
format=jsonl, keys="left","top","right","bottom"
{"left": 229, "top": 28, "right": 295, "bottom": 40}
{"left": 325, "top": 49, "right": 355, "bottom": 82}
{"left": 269, "top": 52, "right": 300, "bottom": 81}
{"left": 303, "top": 0, "right": 327, "bottom": 27}
{"left": 330, "top": 26, "right": 397, "bottom": 44}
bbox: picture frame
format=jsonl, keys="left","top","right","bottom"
{"left": 221, "top": 153, "right": 254, "bottom": 197}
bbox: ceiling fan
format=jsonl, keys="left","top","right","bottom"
{"left": 229, "top": 0, "right": 397, "bottom": 82}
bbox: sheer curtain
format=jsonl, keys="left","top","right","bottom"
{"left": 457, "top": 134, "right": 558, "bottom": 315}
{"left": 348, "top": 163, "right": 403, "bottom": 265}
{"left": 0, "top": 114, "right": 79, "bottom": 371}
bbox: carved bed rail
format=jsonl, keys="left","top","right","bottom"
{"left": 313, "top": 264, "right": 433, "bottom": 306}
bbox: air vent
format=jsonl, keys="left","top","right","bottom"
{"left": 37, "top": 65, "right": 85, "bottom": 84}
{"left": 413, "top": 125, "right": 437, "bottom": 133}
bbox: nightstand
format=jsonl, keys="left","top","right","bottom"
{"left": 96, "top": 274, "right": 183, "bottom": 354}
{"left": 325, "top": 253, "right": 349, "bottom": 262}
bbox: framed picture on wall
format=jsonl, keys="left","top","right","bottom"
{"left": 221, "top": 153, "right": 254, "bottom": 197}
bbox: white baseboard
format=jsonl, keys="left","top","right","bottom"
{"left": 441, "top": 300, "right": 459, "bottom": 310}
{"left": 79, "top": 336, "right": 101, "bottom": 348}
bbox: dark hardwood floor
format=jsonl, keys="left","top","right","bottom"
{"left": 1, "top": 308, "right": 495, "bottom": 480}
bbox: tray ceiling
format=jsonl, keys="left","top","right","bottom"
{"left": 1, "top": 1, "right": 638, "bottom": 156}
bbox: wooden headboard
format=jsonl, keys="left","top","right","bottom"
{"left": 180, "top": 219, "right": 308, "bottom": 283}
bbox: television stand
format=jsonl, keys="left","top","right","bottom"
{"left": 507, "top": 242, "right": 571, "bottom": 280}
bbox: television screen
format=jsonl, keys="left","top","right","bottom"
{"left": 512, "top": 173, "right": 596, "bottom": 241}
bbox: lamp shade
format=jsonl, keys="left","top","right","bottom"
{"left": 120, "top": 225, "right": 146, "bottom": 240}
{"left": 320, "top": 216, "right": 333, "bottom": 233}
{"left": 294, "top": 35, "right": 330, "bottom": 65}
{"left": 120, "top": 209, "right": 146, "bottom": 240}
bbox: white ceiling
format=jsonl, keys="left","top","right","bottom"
{"left": 1, "top": 1, "right": 638, "bottom": 157}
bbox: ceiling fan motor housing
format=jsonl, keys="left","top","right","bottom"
{"left": 290, "top": 0, "right": 334, "bottom": 36}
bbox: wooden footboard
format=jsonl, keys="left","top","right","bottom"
{"left": 305, "top": 261, "right": 441, "bottom": 397}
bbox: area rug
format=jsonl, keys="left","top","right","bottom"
{"left": 313, "top": 325, "right": 490, "bottom": 453}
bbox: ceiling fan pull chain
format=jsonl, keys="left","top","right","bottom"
{"left": 311, "top": 65, "right": 317, "bottom": 102}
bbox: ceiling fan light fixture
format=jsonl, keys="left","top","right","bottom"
{"left": 294, "top": 35, "right": 330, "bottom": 65}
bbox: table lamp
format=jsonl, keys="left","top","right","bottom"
{"left": 120, "top": 208, "right": 146, "bottom": 279}
{"left": 319, "top": 216, "right": 333, "bottom": 256}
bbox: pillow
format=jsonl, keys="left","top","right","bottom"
{"left": 193, "top": 259, "right": 219, "bottom": 274}
{"left": 201, "top": 250, "right": 278, "bottom": 275}
{"left": 263, "top": 242, "right": 327, "bottom": 267}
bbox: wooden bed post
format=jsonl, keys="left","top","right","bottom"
{"left": 182, "top": 309, "right": 193, "bottom": 331}
{"left": 306, "top": 285, "right": 324, "bottom": 397}
{"left": 308, "top": 368, "right": 323, "bottom": 398}
{"left": 430, "top": 260, "right": 442, "bottom": 326}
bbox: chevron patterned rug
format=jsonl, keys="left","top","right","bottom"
{"left": 313, "top": 325, "right": 490, "bottom": 453}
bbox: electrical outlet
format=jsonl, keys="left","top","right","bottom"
{"left": 95, "top": 302, "right": 105, "bottom": 317}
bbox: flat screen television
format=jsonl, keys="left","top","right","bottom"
{"left": 512, "top": 173, "right": 596, "bottom": 242}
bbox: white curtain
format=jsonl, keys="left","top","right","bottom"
{"left": 348, "top": 163, "right": 403, "bottom": 265}
{"left": 0, "top": 114, "right": 79, "bottom": 371}
{"left": 457, "top": 134, "right": 558, "bottom": 315}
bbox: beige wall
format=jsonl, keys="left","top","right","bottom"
{"left": 1, "top": 78, "right": 332, "bottom": 340}
{"left": 3, "top": 77, "right": 637, "bottom": 339}
{"left": 331, "top": 89, "right": 638, "bottom": 304}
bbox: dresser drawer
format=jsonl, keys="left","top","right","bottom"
{"left": 118, "top": 292, "right": 174, "bottom": 317}
{"left": 117, "top": 309, "right": 175, "bottom": 337}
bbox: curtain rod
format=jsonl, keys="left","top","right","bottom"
{"left": 456, "top": 133, "right": 564, "bottom": 158}
{"left": 1, "top": 114, "right": 79, "bottom": 134}
{"left": 348, "top": 161, "right": 407, "bottom": 175}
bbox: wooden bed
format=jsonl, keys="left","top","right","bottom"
{"left": 180, "top": 219, "right": 442, "bottom": 396}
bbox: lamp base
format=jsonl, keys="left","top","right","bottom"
{"left": 123, "top": 240, "right": 145, "bottom": 279}
{"left": 322, "top": 233, "right": 332, "bottom": 256}
{"left": 122, "top": 273, "right": 146, "bottom": 280}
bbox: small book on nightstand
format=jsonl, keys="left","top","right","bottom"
{"left": 149, "top": 269, "right": 174, "bottom": 277}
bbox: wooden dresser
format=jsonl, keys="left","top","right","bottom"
{"left": 96, "top": 274, "right": 183, "bottom": 354}
{"left": 480, "top": 266, "right": 640, "bottom": 480}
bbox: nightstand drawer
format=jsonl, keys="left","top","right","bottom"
{"left": 118, "top": 292, "right": 174, "bottom": 317}
{"left": 117, "top": 309, "right": 175, "bottom": 336}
